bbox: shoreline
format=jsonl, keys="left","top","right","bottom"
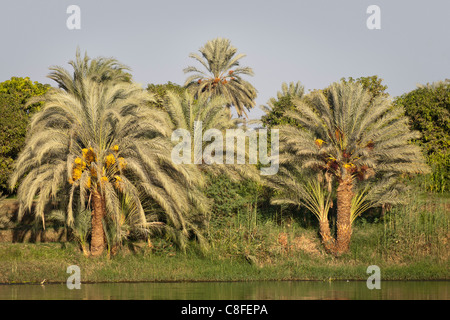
{"left": 1, "top": 193, "right": 448, "bottom": 285}
{"left": 1, "top": 278, "right": 450, "bottom": 286}
{"left": 1, "top": 242, "right": 448, "bottom": 284}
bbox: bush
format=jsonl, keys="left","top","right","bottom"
{"left": 204, "top": 173, "right": 259, "bottom": 218}
{"left": 0, "top": 77, "right": 50, "bottom": 194}
{"left": 394, "top": 80, "right": 450, "bottom": 193}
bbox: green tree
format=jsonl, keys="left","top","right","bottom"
{"left": 10, "top": 52, "right": 209, "bottom": 257}
{"left": 204, "top": 172, "right": 259, "bottom": 218}
{"left": 146, "top": 81, "right": 186, "bottom": 109}
{"left": 268, "top": 80, "right": 428, "bottom": 255}
{"left": 160, "top": 90, "right": 260, "bottom": 181}
{"left": 394, "top": 80, "right": 450, "bottom": 192}
{"left": 0, "top": 77, "right": 50, "bottom": 193}
{"left": 260, "top": 81, "right": 305, "bottom": 128}
{"left": 183, "top": 37, "right": 257, "bottom": 118}
{"left": 47, "top": 48, "right": 132, "bottom": 93}
{"left": 341, "top": 75, "right": 388, "bottom": 100}
{"left": 158, "top": 89, "right": 261, "bottom": 233}
{"left": 261, "top": 76, "right": 387, "bottom": 129}
{"left": 0, "top": 76, "right": 50, "bottom": 111}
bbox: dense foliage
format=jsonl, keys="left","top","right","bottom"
{"left": 260, "top": 82, "right": 304, "bottom": 128}
{"left": 204, "top": 173, "right": 259, "bottom": 218}
{"left": 261, "top": 76, "right": 388, "bottom": 129}
{"left": 10, "top": 52, "right": 209, "bottom": 256}
{"left": 1, "top": 46, "right": 443, "bottom": 258}
{"left": 0, "top": 77, "right": 50, "bottom": 193}
{"left": 146, "top": 81, "right": 186, "bottom": 109}
{"left": 340, "top": 75, "right": 389, "bottom": 99}
{"left": 267, "top": 80, "right": 429, "bottom": 255}
{"left": 394, "top": 80, "right": 450, "bottom": 193}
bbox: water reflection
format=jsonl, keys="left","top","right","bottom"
{"left": 0, "top": 281, "right": 447, "bottom": 300}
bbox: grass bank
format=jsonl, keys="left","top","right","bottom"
{"left": 0, "top": 192, "right": 448, "bottom": 284}
{"left": 0, "top": 240, "right": 447, "bottom": 284}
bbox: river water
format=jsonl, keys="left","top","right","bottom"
{"left": 0, "top": 281, "right": 448, "bottom": 300}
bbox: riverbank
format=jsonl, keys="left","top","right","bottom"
{"left": 0, "top": 225, "right": 448, "bottom": 284}
{"left": 0, "top": 192, "right": 448, "bottom": 284}
{"left": 0, "top": 242, "right": 448, "bottom": 284}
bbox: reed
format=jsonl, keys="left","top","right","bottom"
{"left": 376, "top": 193, "right": 449, "bottom": 263}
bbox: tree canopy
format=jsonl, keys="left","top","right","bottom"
{"left": 260, "top": 81, "right": 305, "bottom": 128}
{"left": 0, "top": 77, "right": 50, "bottom": 193}
{"left": 146, "top": 81, "right": 186, "bottom": 109}
{"left": 261, "top": 76, "right": 389, "bottom": 129}
{"left": 266, "top": 80, "right": 429, "bottom": 255}
{"left": 10, "top": 52, "right": 209, "bottom": 256}
{"left": 184, "top": 37, "right": 257, "bottom": 118}
{"left": 394, "top": 80, "right": 450, "bottom": 192}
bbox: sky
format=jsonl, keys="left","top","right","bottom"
{"left": 0, "top": 0, "right": 449, "bottom": 120}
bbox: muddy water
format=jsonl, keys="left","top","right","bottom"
{"left": 0, "top": 281, "right": 447, "bottom": 300}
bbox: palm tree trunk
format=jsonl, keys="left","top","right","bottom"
{"left": 335, "top": 175, "right": 354, "bottom": 255}
{"left": 319, "top": 219, "right": 335, "bottom": 254}
{"left": 90, "top": 189, "right": 106, "bottom": 257}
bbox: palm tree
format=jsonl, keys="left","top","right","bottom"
{"left": 262, "top": 81, "right": 305, "bottom": 116}
{"left": 183, "top": 37, "right": 257, "bottom": 118}
{"left": 267, "top": 166, "right": 335, "bottom": 252}
{"left": 160, "top": 89, "right": 260, "bottom": 181}
{"left": 10, "top": 53, "right": 209, "bottom": 256}
{"left": 260, "top": 81, "right": 305, "bottom": 128}
{"left": 267, "top": 164, "right": 408, "bottom": 253}
{"left": 47, "top": 48, "right": 132, "bottom": 94}
{"left": 273, "top": 80, "right": 429, "bottom": 255}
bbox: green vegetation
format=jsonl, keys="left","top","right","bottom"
{"left": 260, "top": 81, "right": 305, "bottom": 128}
{"left": 341, "top": 75, "right": 389, "bottom": 99}
{"left": 394, "top": 80, "right": 450, "bottom": 193}
{"left": 146, "top": 81, "right": 186, "bottom": 109}
{"left": 0, "top": 191, "right": 447, "bottom": 283}
{"left": 0, "top": 77, "right": 50, "bottom": 194}
{"left": 9, "top": 50, "right": 210, "bottom": 257}
{"left": 266, "top": 80, "right": 428, "bottom": 256}
{"left": 0, "top": 44, "right": 448, "bottom": 283}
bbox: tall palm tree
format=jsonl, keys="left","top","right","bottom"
{"left": 47, "top": 48, "right": 132, "bottom": 97}
{"left": 273, "top": 80, "right": 429, "bottom": 255}
{"left": 10, "top": 53, "right": 208, "bottom": 256}
{"left": 160, "top": 90, "right": 260, "bottom": 181}
{"left": 183, "top": 37, "right": 257, "bottom": 118}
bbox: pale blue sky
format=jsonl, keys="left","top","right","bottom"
{"left": 1, "top": 0, "right": 449, "bottom": 119}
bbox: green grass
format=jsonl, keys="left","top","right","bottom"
{"left": 0, "top": 240, "right": 447, "bottom": 284}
